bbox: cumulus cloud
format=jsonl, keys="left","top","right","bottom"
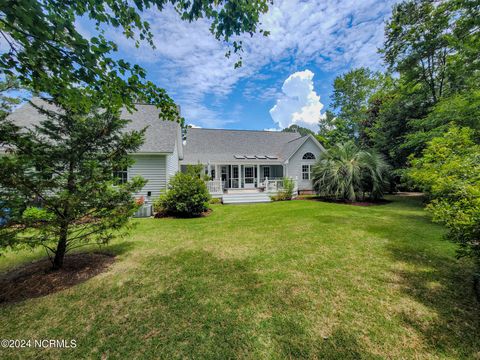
{"left": 269, "top": 70, "right": 325, "bottom": 131}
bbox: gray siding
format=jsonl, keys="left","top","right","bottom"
{"left": 129, "top": 155, "right": 167, "bottom": 199}
{"left": 286, "top": 137, "right": 323, "bottom": 191}
{"left": 166, "top": 142, "right": 179, "bottom": 181}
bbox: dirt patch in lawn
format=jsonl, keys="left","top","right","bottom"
{"left": 295, "top": 196, "right": 391, "bottom": 206}
{"left": 154, "top": 208, "right": 213, "bottom": 219}
{"left": 0, "top": 252, "right": 115, "bottom": 305}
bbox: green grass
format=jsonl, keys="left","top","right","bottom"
{"left": 1, "top": 196, "right": 479, "bottom": 359}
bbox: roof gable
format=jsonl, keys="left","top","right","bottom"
{"left": 282, "top": 134, "right": 325, "bottom": 161}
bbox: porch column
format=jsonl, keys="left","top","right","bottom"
{"left": 238, "top": 164, "right": 242, "bottom": 188}
{"left": 215, "top": 164, "right": 219, "bottom": 180}
{"left": 207, "top": 163, "right": 211, "bottom": 177}
{"left": 257, "top": 164, "right": 260, "bottom": 187}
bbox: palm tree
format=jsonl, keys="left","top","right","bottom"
{"left": 312, "top": 142, "right": 390, "bottom": 201}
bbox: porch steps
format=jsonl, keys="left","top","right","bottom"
{"left": 222, "top": 192, "right": 271, "bottom": 204}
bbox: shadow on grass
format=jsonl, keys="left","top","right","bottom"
{"left": 387, "top": 242, "right": 480, "bottom": 358}
{"left": 102, "top": 241, "right": 136, "bottom": 256}
{"left": 121, "top": 250, "right": 377, "bottom": 359}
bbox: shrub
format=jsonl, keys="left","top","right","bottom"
{"left": 312, "top": 141, "right": 390, "bottom": 201}
{"left": 272, "top": 178, "right": 295, "bottom": 201}
{"left": 153, "top": 197, "right": 164, "bottom": 214}
{"left": 156, "top": 172, "right": 211, "bottom": 217}
{"left": 22, "top": 207, "right": 55, "bottom": 223}
{"left": 408, "top": 126, "right": 480, "bottom": 299}
{"left": 209, "top": 197, "right": 221, "bottom": 204}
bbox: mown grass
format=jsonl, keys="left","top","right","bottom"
{"left": 0, "top": 196, "right": 479, "bottom": 359}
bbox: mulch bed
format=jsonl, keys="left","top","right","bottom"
{"left": 0, "top": 252, "right": 115, "bottom": 305}
{"left": 154, "top": 208, "right": 213, "bottom": 219}
{"left": 295, "top": 196, "right": 391, "bottom": 206}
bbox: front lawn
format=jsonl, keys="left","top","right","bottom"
{"left": 1, "top": 196, "right": 479, "bottom": 359}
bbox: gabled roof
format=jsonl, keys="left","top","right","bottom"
{"left": 181, "top": 128, "right": 322, "bottom": 164}
{"left": 280, "top": 134, "right": 326, "bottom": 161}
{"left": 4, "top": 98, "right": 181, "bottom": 154}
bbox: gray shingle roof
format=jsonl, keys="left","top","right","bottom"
{"left": 181, "top": 128, "right": 307, "bottom": 163}
{"left": 4, "top": 98, "right": 180, "bottom": 153}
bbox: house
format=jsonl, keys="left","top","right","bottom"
{"left": 4, "top": 100, "right": 325, "bottom": 202}
{"left": 2, "top": 98, "right": 184, "bottom": 200}
{"left": 181, "top": 128, "right": 325, "bottom": 195}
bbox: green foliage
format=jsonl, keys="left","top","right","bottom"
{"left": 209, "top": 197, "right": 222, "bottom": 205}
{"left": 329, "top": 68, "right": 385, "bottom": 145}
{"left": 0, "top": 0, "right": 270, "bottom": 120}
{"left": 271, "top": 178, "right": 295, "bottom": 201}
{"left": 408, "top": 127, "right": 480, "bottom": 276}
{"left": 404, "top": 90, "right": 480, "bottom": 153}
{"left": 312, "top": 142, "right": 390, "bottom": 201}
{"left": 317, "top": 110, "right": 353, "bottom": 148}
{"left": 0, "top": 76, "right": 21, "bottom": 119}
{"left": 157, "top": 172, "right": 211, "bottom": 217}
{"left": 22, "top": 207, "right": 55, "bottom": 223}
{"left": 0, "top": 95, "right": 146, "bottom": 269}
{"left": 282, "top": 124, "right": 315, "bottom": 137}
{"left": 383, "top": 0, "right": 451, "bottom": 103}
{"left": 368, "top": 84, "right": 431, "bottom": 171}
{"left": 186, "top": 164, "right": 210, "bottom": 181}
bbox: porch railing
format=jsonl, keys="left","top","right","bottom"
{"left": 263, "top": 177, "right": 298, "bottom": 194}
{"left": 206, "top": 179, "right": 224, "bottom": 194}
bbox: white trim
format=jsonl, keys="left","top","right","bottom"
{"left": 180, "top": 160, "right": 284, "bottom": 165}
{"left": 129, "top": 152, "right": 173, "bottom": 155}
{"left": 285, "top": 134, "right": 325, "bottom": 162}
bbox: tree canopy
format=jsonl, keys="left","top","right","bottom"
{"left": 0, "top": 0, "right": 271, "bottom": 116}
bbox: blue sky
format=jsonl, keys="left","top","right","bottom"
{"left": 84, "top": 0, "right": 399, "bottom": 131}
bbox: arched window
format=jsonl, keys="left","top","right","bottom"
{"left": 302, "top": 152, "right": 316, "bottom": 160}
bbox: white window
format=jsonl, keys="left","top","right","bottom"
{"left": 302, "top": 152, "right": 316, "bottom": 160}
{"left": 113, "top": 167, "right": 128, "bottom": 184}
{"left": 302, "top": 165, "right": 312, "bottom": 180}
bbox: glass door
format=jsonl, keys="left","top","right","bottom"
{"left": 244, "top": 166, "right": 255, "bottom": 188}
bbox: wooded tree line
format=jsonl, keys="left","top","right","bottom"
{"left": 309, "top": 0, "right": 479, "bottom": 183}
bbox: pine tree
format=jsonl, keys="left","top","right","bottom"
{"left": 0, "top": 94, "right": 147, "bottom": 269}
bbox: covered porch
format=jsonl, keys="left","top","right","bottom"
{"left": 209, "top": 164, "right": 284, "bottom": 190}
{"left": 203, "top": 164, "right": 298, "bottom": 198}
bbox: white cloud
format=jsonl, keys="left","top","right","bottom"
{"left": 269, "top": 70, "right": 325, "bottom": 131}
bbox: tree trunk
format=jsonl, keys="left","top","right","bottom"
{"left": 474, "top": 273, "right": 480, "bottom": 303}
{"left": 52, "top": 224, "right": 68, "bottom": 270}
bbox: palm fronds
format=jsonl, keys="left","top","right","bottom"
{"left": 312, "top": 142, "right": 390, "bottom": 201}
